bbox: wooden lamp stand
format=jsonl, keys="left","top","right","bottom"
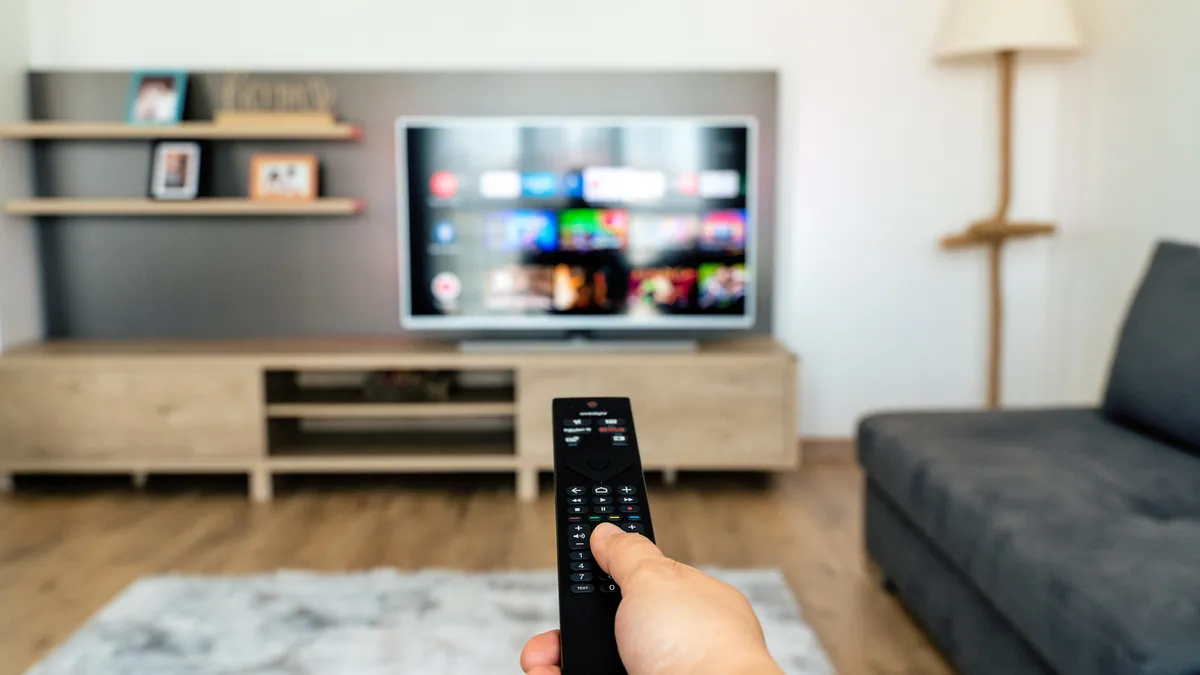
{"left": 940, "top": 50, "right": 1056, "bottom": 409}
{"left": 933, "top": 0, "right": 1082, "bottom": 409}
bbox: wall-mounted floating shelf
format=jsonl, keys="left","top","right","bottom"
{"left": 5, "top": 198, "right": 366, "bottom": 217}
{"left": 0, "top": 121, "right": 363, "bottom": 141}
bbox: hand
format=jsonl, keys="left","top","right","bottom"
{"left": 520, "top": 523, "right": 783, "bottom": 675}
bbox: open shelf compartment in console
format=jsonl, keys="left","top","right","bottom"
{"left": 264, "top": 369, "right": 516, "bottom": 419}
{"left": 263, "top": 368, "right": 517, "bottom": 472}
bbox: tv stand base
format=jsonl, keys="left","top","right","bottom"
{"left": 0, "top": 337, "right": 798, "bottom": 502}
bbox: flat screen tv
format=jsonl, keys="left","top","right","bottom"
{"left": 397, "top": 117, "right": 757, "bottom": 331}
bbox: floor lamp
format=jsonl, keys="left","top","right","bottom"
{"left": 934, "top": 0, "right": 1083, "bottom": 408}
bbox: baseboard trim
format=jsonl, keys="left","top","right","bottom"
{"left": 802, "top": 437, "right": 855, "bottom": 464}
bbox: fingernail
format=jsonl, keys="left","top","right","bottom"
{"left": 592, "top": 522, "right": 621, "bottom": 541}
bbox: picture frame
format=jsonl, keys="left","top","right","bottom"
{"left": 149, "top": 141, "right": 202, "bottom": 200}
{"left": 126, "top": 71, "right": 189, "bottom": 124}
{"left": 250, "top": 154, "right": 320, "bottom": 201}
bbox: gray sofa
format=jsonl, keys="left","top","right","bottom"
{"left": 859, "top": 240, "right": 1200, "bottom": 675}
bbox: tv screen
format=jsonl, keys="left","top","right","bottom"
{"left": 397, "top": 117, "right": 756, "bottom": 330}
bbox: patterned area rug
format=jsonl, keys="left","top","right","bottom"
{"left": 27, "top": 569, "right": 835, "bottom": 675}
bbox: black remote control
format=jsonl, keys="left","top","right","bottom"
{"left": 554, "top": 397, "right": 655, "bottom": 675}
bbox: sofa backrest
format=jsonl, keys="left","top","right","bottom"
{"left": 1103, "top": 240, "right": 1200, "bottom": 448}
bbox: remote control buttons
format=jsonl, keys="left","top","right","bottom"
{"left": 570, "top": 551, "right": 591, "bottom": 560}
{"left": 566, "top": 486, "right": 586, "bottom": 496}
{"left": 607, "top": 514, "right": 622, "bottom": 521}
{"left": 599, "top": 581, "right": 620, "bottom": 594}
{"left": 568, "top": 524, "right": 590, "bottom": 549}
{"left": 568, "top": 496, "right": 587, "bottom": 505}
{"left": 570, "top": 561, "right": 593, "bottom": 571}
{"left": 618, "top": 496, "right": 638, "bottom": 504}
{"left": 617, "top": 485, "right": 638, "bottom": 496}
{"left": 571, "top": 573, "right": 593, "bottom": 582}
{"left": 627, "top": 514, "right": 642, "bottom": 520}
{"left": 621, "top": 522, "right": 645, "bottom": 534}
{"left": 620, "top": 505, "right": 640, "bottom": 513}
{"left": 592, "top": 486, "right": 611, "bottom": 495}
{"left": 593, "top": 505, "right": 614, "bottom": 514}
{"left": 587, "top": 515, "right": 603, "bottom": 522}
{"left": 588, "top": 458, "right": 611, "bottom": 470}
{"left": 564, "top": 418, "right": 591, "bottom": 427}
{"left": 568, "top": 515, "right": 583, "bottom": 522}
{"left": 571, "top": 584, "right": 595, "bottom": 594}
{"left": 592, "top": 496, "right": 612, "bottom": 505}
{"left": 568, "top": 506, "right": 587, "bottom": 515}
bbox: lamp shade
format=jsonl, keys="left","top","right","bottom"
{"left": 934, "top": 0, "right": 1082, "bottom": 60}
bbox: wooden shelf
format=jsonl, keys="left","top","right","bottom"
{"left": 0, "top": 121, "right": 362, "bottom": 141}
{"left": 269, "top": 430, "right": 517, "bottom": 472}
{"left": 266, "top": 386, "right": 515, "bottom": 419}
{"left": 5, "top": 198, "right": 365, "bottom": 217}
{"left": 268, "top": 401, "right": 516, "bottom": 419}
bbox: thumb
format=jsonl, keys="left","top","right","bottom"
{"left": 590, "top": 523, "right": 668, "bottom": 589}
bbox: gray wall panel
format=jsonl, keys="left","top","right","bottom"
{"left": 30, "top": 71, "right": 777, "bottom": 339}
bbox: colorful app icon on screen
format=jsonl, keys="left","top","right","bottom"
{"left": 430, "top": 171, "right": 458, "bottom": 199}
{"left": 484, "top": 265, "right": 554, "bottom": 312}
{"left": 480, "top": 170, "right": 521, "bottom": 199}
{"left": 676, "top": 172, "right": 699, "bottom": 196}
{"left": 698, "top": 170, "right": 741, "bottom": 199}
{"left": 432, "top": 221, "right": 457, "bottom": 245}
{"left": 630, "top": 214, "right": 700, "bottom": 249}
{"left": 583, "top": 167, "right": 629, "bottom": 203}
{"left": 553, "top": 264, "right": 611, "bottom": 311}
{"left": 431, "top": 271, "right": 462, "bottom": 304}
{"left": 560, "top": 209, "right": 629, "bottom": 251}
{"left": 564, "top": 171, "right": 584, "bottom": 199}
{"left": 521, "top": 172, "right": 559, "bottom": 198}
{"left": 697, "top": 263, "right": 746, "bottom": 309}
{"left": 700, "top": 210, "right": 747, "bottom": 250}
{"left": 627, "top": 267, "right": 697, "bottom": 315}
{"left": 487, "top": 210, "right": 558, "bottom": 252}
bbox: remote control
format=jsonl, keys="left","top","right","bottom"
{"left": 554, "top": 397, "right": 655, "bottom": 675}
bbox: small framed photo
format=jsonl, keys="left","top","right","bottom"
{"left": 149, "top": 141, "right": 201, "bottom": 200}
{"left": 127, "top": 71, "right": 188, "bottom": 124}
{"left": 250, "top": 154, "right": 319, "bottom": 200}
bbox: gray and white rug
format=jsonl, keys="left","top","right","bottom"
{"left": 27, "top": 569, "right": 835, "bottom": 675}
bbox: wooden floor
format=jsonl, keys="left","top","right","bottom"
{"left": 0, "top": 463, "right": 953, "bottom": 675}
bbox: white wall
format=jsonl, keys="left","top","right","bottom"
{"left": 1049, "top": 0, "right": 1200, "bottom": 404}
{"left": 0, "top": 0, "right": 41, "bottom": 351}
{"left": 24, "top": 0, "right": 1185, "bottom": 436}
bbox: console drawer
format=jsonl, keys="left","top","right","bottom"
{"left": 0, "top": 366, "right": 262, "bottom": 461}
{"left": 517, "top": 359, "right": 795, "bottom": 467}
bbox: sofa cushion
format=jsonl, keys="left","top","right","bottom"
{"left": 859, "top": 409, "right": 1200, "bottom": 675}
{"left": 1104, "top": 240, "right": 1200, "bottom": 449}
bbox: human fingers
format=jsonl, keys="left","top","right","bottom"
{"left": 525, "top": 667, "right": 562, "bottom": 675}
{"left": 590, "top": 523, "right": 670, "bottom": 590}
{"left": 520, "top": 630, "right": 561, "bottom": 672}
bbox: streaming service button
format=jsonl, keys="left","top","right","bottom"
{"left": 430, "top": 272, "right": 461, "bottom": 303}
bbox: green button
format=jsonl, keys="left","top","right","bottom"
{"left": 588, "top": 515, "right": 603, "bottom": 522}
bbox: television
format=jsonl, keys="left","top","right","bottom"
{"left": 397, "top": 117, "right": 757, "bottom": 332}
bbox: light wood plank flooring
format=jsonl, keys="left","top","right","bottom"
{"left": 0, "top": 464, "right": 952, "bottom": 675}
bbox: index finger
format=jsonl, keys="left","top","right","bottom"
{"left": 589, "top": 522, "right": 668, "bottom": 589}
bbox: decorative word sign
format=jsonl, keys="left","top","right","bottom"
{"left": 221, "top": 73, "right": 337, "bottom": 113}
